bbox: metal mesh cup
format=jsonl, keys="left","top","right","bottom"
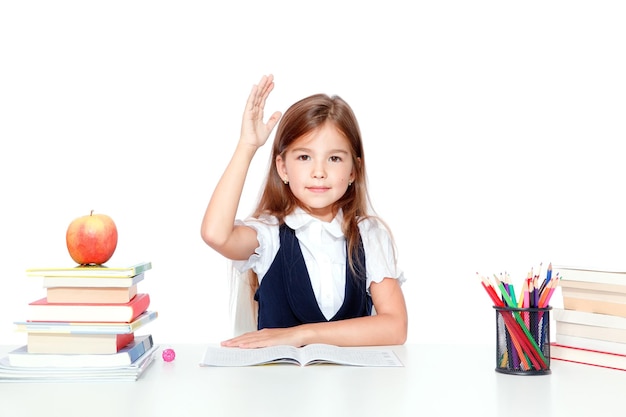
{"left": 494, "top": 306, "right": 551, "bottom": 375}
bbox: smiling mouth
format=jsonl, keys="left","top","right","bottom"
{"left": 307, "top": 187, "right": 330, "bottom": 193}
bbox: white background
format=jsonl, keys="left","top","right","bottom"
{"left": 1, "top": 1, "right": 625, "bottom": 346}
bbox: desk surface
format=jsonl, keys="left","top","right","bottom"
{"left": 0, "top": 343, "right": 624, "bottom": 417}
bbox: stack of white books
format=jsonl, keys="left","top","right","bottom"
{"left": 550, "top": 265, "right": 626, "bottom": 371}
{"left": 0, "top": 336, "right": 157, "bottom": 383}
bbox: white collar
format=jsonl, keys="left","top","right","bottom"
{"left": 284, "top": 208, "right": 345, "bottom": 238}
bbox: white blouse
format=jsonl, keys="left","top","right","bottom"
{"left": 233, "top": 208, "right": 405, "bottom": 320}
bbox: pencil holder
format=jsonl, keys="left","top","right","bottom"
{"left": 494, "top": 306, "right": 551, "bottom": 375}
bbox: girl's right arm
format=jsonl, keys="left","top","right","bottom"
{"left": 200, "top": 75, "right": 282, "bottom": 260}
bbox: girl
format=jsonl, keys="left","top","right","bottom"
{"left": 201, "top": 75, "right": 407, "bottom": 348}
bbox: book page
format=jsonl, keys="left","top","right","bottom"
{"left": 200, "top": 345, "right": 301, "bottom": 367}
{"left": 200, "top": 344, "right": 403, "bottom": 367}
{"left": 301, "top": 344, "right": 403, "bottom": 367}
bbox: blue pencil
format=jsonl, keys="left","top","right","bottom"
{"left": 538, "top": 262, "right": 552, "bottom": 294}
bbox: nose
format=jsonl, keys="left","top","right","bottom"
{"left": 312, "top": 160, "right": 326, "bottom": 179}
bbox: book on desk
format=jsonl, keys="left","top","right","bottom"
{"left": 0, "top": 261, "right": 159, "bottom": 382}
{"left": 550, "top": 265, "right": 626, "bottom": 371}
{"left": 7, "top": 334, "right": 156, "bottom": 368}
{"left": 200, "top": 344, "right": 404, "bottom": 367}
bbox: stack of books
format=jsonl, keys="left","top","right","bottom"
{"left": 0, "top": 261, "right": 158, "bottom": 382}
{"left": 550, "top": 265, "right": 626, "bottom": 371}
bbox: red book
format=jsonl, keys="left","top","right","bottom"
{"left": 27, "top": 293, "right": 150, "bottom": 323}
{"left": 550, "top": 342, "right": 626, "bottom": 372}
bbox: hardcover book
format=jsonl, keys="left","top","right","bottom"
{"left": 553, "top": 265, "right": 626, "bottom": 286}
{"left": 561, "top": 297, "right": 626, "bottom": 318}
{"left": 550, "top": 342, "right": 626, "bottom": 372}
{"left": 26, "top": 293, "right": 150, "bottom": 323}
{"left": 553, "top": 308, "right": 626, "bottom": 329}
{"left": 42, "top": 272, "right": 145, "bottom": 289}
{"left": 200, "top": 344, "right": 403, "bottom": 367}
{"left": 46, "top": 284, "right": 138, "bottom": 303}
{"left": 555, "top": 320, "right": 626, "bottom": 344}
{"left": 0, "top": 349, "right": 156, "bottom": 382}
{"left": 554, "top": 334, "right": 626, "bottom": 356}
{"left": 559, "top": 278, "right": 626, "bottom": 294}
{"left": 6, "top": 334, "right": 155, "bottom": 369}
{"left": 27, "top": 261, "right": 152, "bottom": 278}
{"left": 561, "top": 286, "right": 626, "bottom": 304}
{"left": 552, "top": 308, "right": 626, "bottom": 344}
{"left": 14, "top": 311, "right": 158, "bottom": 335}
{"left": 27, "top": 332, "right": 135, "bottom": 354}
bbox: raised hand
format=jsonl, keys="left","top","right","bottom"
{"left": 239, "top": 74, "right": 282, "bottom": 149}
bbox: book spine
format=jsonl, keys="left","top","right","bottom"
{"left": 553, "top": 309, "right": 626, "bottom": 329}
{"left": 562, "top": 297, "right": 626, "bottom": 318}
{"left": 42, "top": 273, "right": 144, "bottom": 288}
{"left": 130, "top": 311, "right": 158, "bottom": 330}
{"left": 128, "top": 335, "right": 154, "bottom": 363}
{"left": 133, "top": 262, "right": 152, "bottom": 275}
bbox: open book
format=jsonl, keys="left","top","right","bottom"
{"left": 199, "top": 344, "right": 403, "bottom": 367}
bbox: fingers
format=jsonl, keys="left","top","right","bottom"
{"left": 257, "top": 74, "right": 274, "bottom": 110}
{"left": 239, "top": 75, "right": 281, "bottom": 147}
{"left": 246, "top": 74, "right": 273, "bottom": 112}
{"left": 221, "top": 334, "right": 260, "bottom": 348}
{"left": 266, "top": 110, "right": 282, "bottom": 133}
{"left": 221, "top": 328, "right": 292, "bottom": 348}
{"left": 244, "top": 75, "right": 275, "bottom": 122}
{"left": 244, "top": 83, "right": 259, "bottom": 113}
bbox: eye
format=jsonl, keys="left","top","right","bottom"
{"left": 297, "top": 154, "right": 311, "bottom": 161}
{"left": 329, "top": 156, "right": 343, "bottom": 163}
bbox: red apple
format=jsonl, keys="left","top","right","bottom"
{"left": 66, "top": 210, "right": 118, "bottom": 265}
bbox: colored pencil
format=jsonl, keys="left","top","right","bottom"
{"left": 481, "top": 272, "right": 548, "bottom": 369}
{"left": 492, "top": 274, "right": 548, "bottom": 369}
{"left": 538, "top": 262, "right": 552, "bottom": 295}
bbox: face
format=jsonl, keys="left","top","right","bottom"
{"left": 276, "top": 123, "right": 356, "bottom": 222}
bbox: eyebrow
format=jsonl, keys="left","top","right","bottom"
{"left": 290, "top": 147, "right": 350, "bottom": 155}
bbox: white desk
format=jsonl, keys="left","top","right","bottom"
{"left": 0, "top": 344, "right": 624, "bottom": 417}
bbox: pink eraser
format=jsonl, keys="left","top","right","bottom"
{"left": 162, "top": 348, "right": 176, "bottom": 362}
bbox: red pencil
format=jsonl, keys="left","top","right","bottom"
{"left": 477, "top": 273, "right": 546, "bottom": 369}
{"left": 476, "top": 273, "right": 503, "bottom": 306}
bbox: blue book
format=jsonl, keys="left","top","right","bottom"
{"left": 7, "top": 334, "right": 155, "bottom": 368}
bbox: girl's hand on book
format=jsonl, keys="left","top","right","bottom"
{"left": 239, "top": 74, "right": 282, "bottom": 150}
{"left": 221, "top": 327, "right": 306, "bottom": 349}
